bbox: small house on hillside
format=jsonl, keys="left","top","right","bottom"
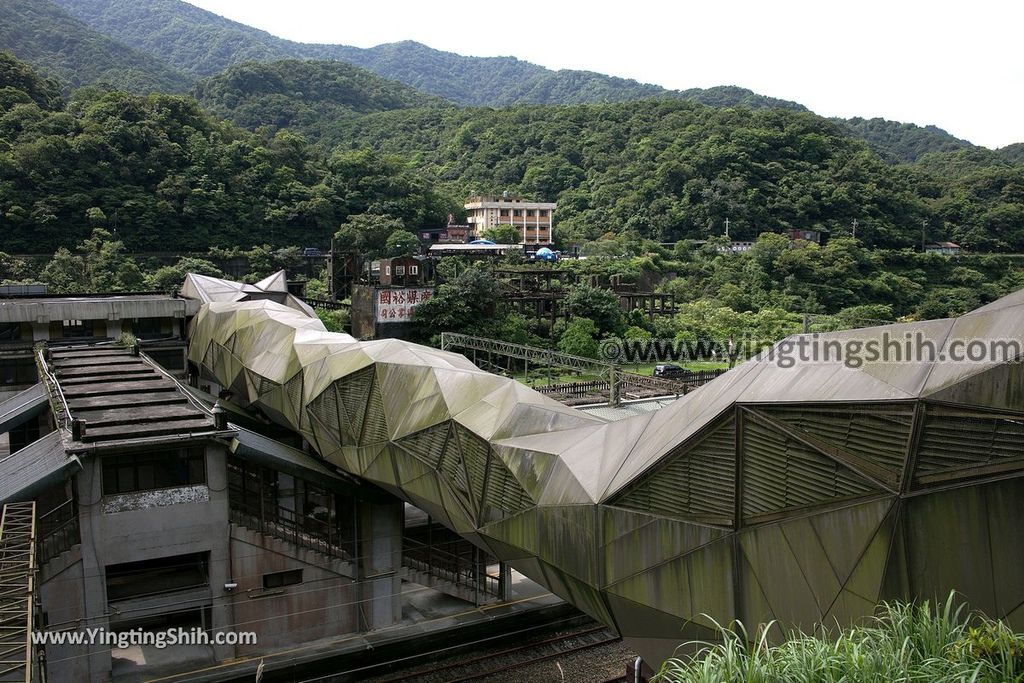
{"left": 378, "top": 256, "right": 424, "bottom": 287}
{"left": 925, "top": 242, "right": 962, "bottom": 256}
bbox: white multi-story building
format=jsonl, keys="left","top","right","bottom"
{"left": 464, "top": 194, "right": 556, "bottom": 244}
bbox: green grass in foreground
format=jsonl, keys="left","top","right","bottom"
{"left": 656, "top": 594, "right": 1024, "bottom": 683}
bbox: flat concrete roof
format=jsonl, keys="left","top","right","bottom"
{"left": 0, "top": 295, "right": 198, "bottom": 324}
{"left": 427, "top": 244, "right": 523, "bottom": 252}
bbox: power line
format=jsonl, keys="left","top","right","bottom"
{"left": 43, "top": 584, "right": 556, "bottom": 672}
{"left": 39, "top": 536, "right": 503, "bottom": 632}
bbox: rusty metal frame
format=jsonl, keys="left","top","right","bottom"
{"left": 0, "top": 502, "right": 36, "bottom": 683}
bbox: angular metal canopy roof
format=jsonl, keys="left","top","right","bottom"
{"left": 185, "top": 274, "right": 1024, "bottom": 666}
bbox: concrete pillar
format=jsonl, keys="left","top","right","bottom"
{"left": 102, "top": 318, "right": 122, "bottom": 340}
{"left": 358, "top": 498, "right": 403, "bottom": 629}
{"left": 498, "top": 562, "right": 512, "bottom": 601}
{"left": 204, "top": 445, "right": 236, "bottom": 662}
{"left": 74, "top": 463, "right": 116, "bottom": 680}
{"left": 31, "top": 321, "right": 49, "bottom": 343}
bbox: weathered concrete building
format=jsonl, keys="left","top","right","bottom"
{"left": 0, "top": 291, "right": 199, "bottom": 457}
{"left": 464, "top": 195, "right": 556, "bottom": 244}
{"left": 0, "top": 274, "right": 529, "bottom": 681}
{"left": 0, "top": 344, "right": 404, "bottom": 680}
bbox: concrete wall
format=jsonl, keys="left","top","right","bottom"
{"left": 37, "top": 440, "right": 406, "bottom": 679}
{"left": 39, "top": 551, "right": 89, "bottom": 682}
{"left": 225, "top": 497, "right": 404, "bottom": 653}
{"left": 228, "top": 527, "right": 359, "bottom": 654}
{"left": 350, "top": 285, "right": 376, "bottom": 339}
{"left": 0, "top": 298, "right": 197, "bottom": 326}
{"left": 56, "top": 442, "right": 234, "bottom": 679}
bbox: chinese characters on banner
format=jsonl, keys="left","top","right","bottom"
{"left": 376, "top": 288, "right": 434, "bottom": 323}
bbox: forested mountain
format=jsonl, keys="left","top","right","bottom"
{"left": 998, "top": 143, "right": 1024, "bottom": 164}
{"left": 49, "top": 0, "right": 804, "bottom": 110}
{"left": 0, "top": 0, "right": 190, "bottom": 93}
{"left": 193, "top": 60, "right": 446, "bottom": 134}
{"left": 0, "top": 55, "right": 450, "bottom": 253}
{"left": 326, "top": 102, "right": 1024, "bottom": 249}
{"left": 837, "top": 117, "right": 975, "bottom": 163}
{"left": 2, "top": 44, "right": 1021, "bottom": 255}
{"left": 312, "top": 41, "right": 806, "bottom": 110}
{"left": 0, "top": 52, "right": 62, "bottom": 109}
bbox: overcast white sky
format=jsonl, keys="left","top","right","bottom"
{"left": 185, "top": 0, "right": 1022, "bottom": 149}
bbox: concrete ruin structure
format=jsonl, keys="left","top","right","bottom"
{"left": 0, "top": 291, "right": 197, "bottom": 457}
{"left": 0, "top": 343, "right": 405, "bottom": 680}
{"left": 183, "top": 273, "right": 1024, "bottom": 669}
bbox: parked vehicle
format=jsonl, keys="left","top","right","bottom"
{"left": 653, "top": 364, "right": 692, "bottom": 379}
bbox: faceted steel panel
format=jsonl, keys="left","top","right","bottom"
{"left": 741, "top": 417, "right": 878, "bottom": 520}
{"left": 185, "top": 275, "right": 1024, "bottom": 669}
{"left": 613, "top": 416, "right": 735, "bottom": 523}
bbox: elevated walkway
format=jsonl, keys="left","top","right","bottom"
{"left": 0, "top": 432, "right": 80, "bottom": 503}
{"left": 0, "top": 384, "right": 46, "bottom": 435}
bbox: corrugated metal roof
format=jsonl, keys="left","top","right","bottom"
{"left": 0, "top": 432, "right": 80, "bottom": 503}
{"left": 0, "top": 384, "right": 47, "bottom": 434}
{"left": 230, "top": 425, "right": 354, "bottom": 486}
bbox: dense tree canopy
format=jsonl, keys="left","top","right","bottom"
{"left": 1, "top": 0, "right": 190, "bottom": 93}
{"left": 193, "top": 60, "right": 444, "bottom": 137}
{"left": 331, "top": 101, "right": 1023, "bottom": 250}
{"left": 48, "top": 0, "right": 807, "bottom": 110}
{"left": 837, "top": 117, "right": 973, "bottom": 163}
{"left": 0, "top": 59, "right": 454, "bottom": 253}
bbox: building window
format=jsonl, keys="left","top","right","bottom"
{"left": 106, "top": 552, "right": 209, "bottom": 602}
{"left": 500, "top": 209, "right": 509, "bottom": 217}
{"left": 410, "top": 265, "right": 419, "bottom": 275}
{"left": 62, "top": 320, "right": 94, "bottom": 338}
{"left": 102, "top": 448, "right": 206, "bottom": 495}
{"left": 539, "top": 210, "right": 549, "bottom": 217}
{"left": 395, "top": 266, "right": 405, "bottom": 276}
{"left": 263, "top": 569, "right": 302, "bottom": 589}
{"left": 385, "top": 266, "right": 391, "bottom": 276}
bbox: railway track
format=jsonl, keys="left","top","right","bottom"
{"left": 376, "top": 625, "right": 621, "bottom": 683}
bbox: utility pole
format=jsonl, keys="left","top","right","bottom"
{"left": 851, "top": 218, "right": 858, "bottom": 239}
{"left": 921, "top": 218, "right": 928, "bottom": 252}
{"left": 724, "top": 217, "right": 730, "bottom": 238}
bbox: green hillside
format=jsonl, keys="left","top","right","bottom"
{"left": 51, "top": 0, "right": 804, "bottom": 110}
{"left": 838, "top": 117, "right": 974, "bottom": 163}
{"left": 193, "top": 60, "right": 447, "bottom": 135}
{"left": 0, "top": 54, "right": 449, "bottom": 253}
{"left": 998, "top": 143, "right": 1024, "bottom": 164}
{"left": 329, "top": 102, "right": 1024, "bottom": 250}
{"left": 0, "top": 0, "right": 190, "bottom": 93}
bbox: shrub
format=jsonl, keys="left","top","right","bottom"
{"left": 656, "top": 593, "right": 1024, "bottom": 683}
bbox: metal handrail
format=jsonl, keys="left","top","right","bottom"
{"left": 228, "top": 492, "right": 350, "bottom": 560}
{"left": 402, "top": 536, "right": 500, "bottom": 596}
{"left": 37, "top": 499, "right": 80, "bottom": 564}
{"left": 35, "top": 346, "right": 72, "bottom": 431}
